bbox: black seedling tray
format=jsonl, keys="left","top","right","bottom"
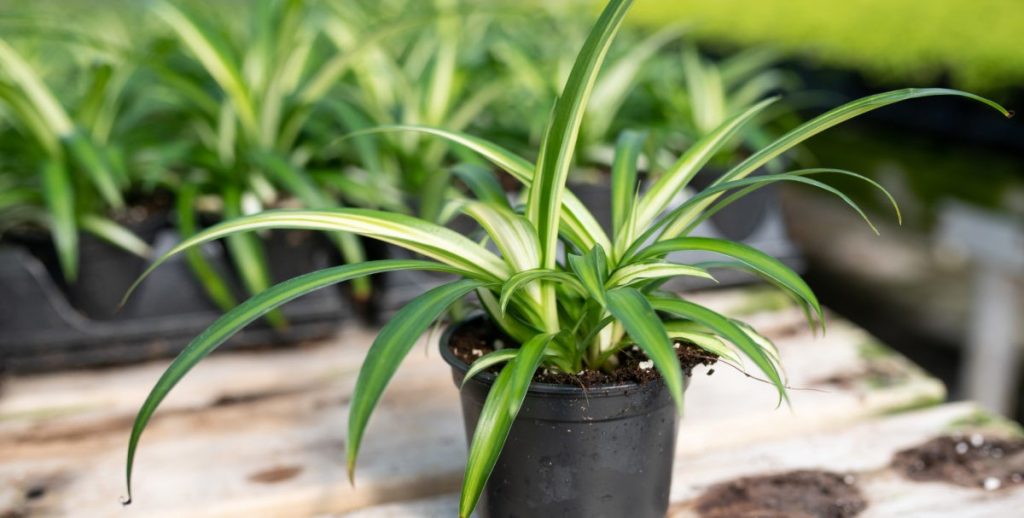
{"left": 0, "top": 228, "right": 352, "bottom": 374}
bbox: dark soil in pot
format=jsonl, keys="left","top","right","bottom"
{"left": 440, "top": 316, "right": 716, "bottom": 518}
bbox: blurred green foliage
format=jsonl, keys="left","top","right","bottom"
{"left": 631, "top": 0, "right": 1024, "bottom": 92}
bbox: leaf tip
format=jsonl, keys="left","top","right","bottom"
{"left": 346, "top": 462, "right": 356, "bottom": 487}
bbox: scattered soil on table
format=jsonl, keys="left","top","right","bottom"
{"left": 248, "top": 465, "right": 303, "bottom": 484}
{"left": 891, "top": 435, "right": 1024, "bottom": 490}
{"left": 449, "top": 318, "right": 716, "bottom": 387}
{"left": 694, "top": 470, "right": 867, "bottom": 518}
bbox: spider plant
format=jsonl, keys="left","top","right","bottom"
{"left": 120, "top": 0, "right": 1009, "bottom": 515}
{"left": 0, "top": 28, "right": 157, "bottom": 281}
{"left": 148, "top": 0, "right": 377, "bottom": 314}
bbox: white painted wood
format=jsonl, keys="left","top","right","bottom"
{"left": 0, "top": 288, "right": 949, "bottom": 517}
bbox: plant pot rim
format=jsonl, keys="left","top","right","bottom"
{"left": 439, "top": 315, "right": 668, "bottom": 398}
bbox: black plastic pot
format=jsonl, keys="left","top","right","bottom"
{"left": 439, "top": 318, "right": 681, "bottom": 518}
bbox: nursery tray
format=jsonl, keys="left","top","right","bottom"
{"left": 0, "top": 287, "right": 1019, "bottom": 517}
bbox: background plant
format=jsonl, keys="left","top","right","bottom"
{"left": 119, "top": 0, "right": 1010, "bottom": 516}
{"left": 0, "top": 16, "right": 168, "bottom": 281}
{"left": 143, "top": 0, "right": 394, "bottom": 314}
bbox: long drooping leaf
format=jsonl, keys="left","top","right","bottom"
{"left": 637, "top": 237, "right": 823, "bottom": 330}
{"left": 459, "top": 332, "right": 556, "bottom": 518}
{"left": 253, "top": 151, "right": 371, "bottom": 298}
{"left": 635, "top": 96, "right": 776, "bottom": 229}
{"left": 40, "top": 160, "right": 77, "bottom": 281}
{"left": 648, "top": 296, "right": 787, "bottom": 404}
{"left": 347, "top": 279, "right": 487, "bottom": 481}
{"left": 634, "top": 168, "right": 898, "bottom": 248}
{"left": 528, "top": 0, "right": 631, "bottom": 270}
{"left": 221, "top": 187, "right": 283, "bottom": 328}
{"left": 605, "top": 287, "right": 684, "bottom": 410}
{"left": 663, "top": 321, "right": 740, "bottom": 364}
{"left": 662, "top": 88, "right": 1010, "bottom": 235}
{"left": 610, "top": 130, "right": 645, "bottom": 239}
{"left": 340, "top": 125, "right": 611, "bottom": 252}
{"left": 675, "top": 172, "right": 887, "bottom": 238}
{"left": 123, "top": 260, "right": 455, "bottom": 503}
{"left": 123, "top": 208, "right": 510, "bottom": 306}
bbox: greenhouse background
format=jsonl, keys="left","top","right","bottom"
{"left": 0, "top": 0, "right": 1021, "bottom": 516}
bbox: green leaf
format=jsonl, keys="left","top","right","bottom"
{"left": 568, "top": 246, "right": 609, "bottom": 305}
{"left": 40, "top": 160, "right": 77, "bottom": 282}
{"left": 123, "top": 259, "right": 453, "bottom": 503}
{"left": 157, "top": 2, "right": 258, "bottom": 137}
{"left": 638, "top": 168, "right": 897, "bottom": 247}
{"left": 347, "top": 279, "right": 487, "bottom": 482}
{"left": 499, "top": 269, "right": 585, "bottom": 316}
{"left": 222, "top": 187, "right": 284, "bottom": 328}
{"left": 681, "top": 170, "right": 900, "bottom": 237}
{"left": 340, "top": 125, "right": 610, "bottom": 253}
{"left": 637, "top": 237, "right": 823, "bottom": 330}
{"left": 459, "top": 201, "right": 540, "bottom": 273}
{"left": 587, "top": 24, "right": 686, "bottom": 139}
{"left": 635, "top": 96, "right": 776, "bottom": 229}
{"left": 663, "top": 88, "right": 1010, "bottom": 235}
{"left": 176, "top": 183, "right": 237, "bottom": 311}
{"left": 461, "top": 349, "right": 518, "bottom": 389}
{"left": 605, "top": 288, "right": 684, "bottom": 410}
{"left": 79, "top": 215, "right": 152, "bottom": 258}
{"left": 610, "top": 130, "right": 645, "bottom": 240}
{"left": 648, "top": 296, "right": 787, "bottom": 404}
{"left": 663, "top": 321, "right": 740, "bottom": 364}
{"left": 0, "top": 39, "right": 74, "bottom": 137}
{"left": 459, "top": 332, "right": 556, "bottom": 518}
{"left": 122, "top": 208, "right": 509, "bottom": 306}
{"left": 64, "top": 131, "right": 124, "bottom": 209}
{"left": 607, "top": 262, "right": 715, "bottom": 287}
{"left": 253, "top": 151, "right": 371, "bottom": 298}
{"left": 528, "top": 0, "right": 632, "bottom": 270}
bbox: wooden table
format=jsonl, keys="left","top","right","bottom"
{"left": 2, "top": 287, "right": 1021, "bottom": 517}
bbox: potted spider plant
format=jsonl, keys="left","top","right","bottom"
{"left": 121, "top": 0, "right": 1009, "bottom": 516}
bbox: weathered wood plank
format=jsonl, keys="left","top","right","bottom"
{"left": 340, "top": 403, "right": 1024, "bottom": 518}
{"left": 0, "top": 288, "right": 947, "bottom": 517}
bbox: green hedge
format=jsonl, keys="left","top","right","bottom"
{"left": 630, "top": 0, "right": 1024, "bottom": 92}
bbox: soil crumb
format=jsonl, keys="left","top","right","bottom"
{"left": 694, "top": 470, "right": 867, "bottom": 518}
{"left": 891, "top": 435, "right": 1024, "bottom": 490}
{"left": 248, "top": 465, "right": 303, "bottom": 484}
{"left": 449, "top": 317, "right": 716, "bottom": 387}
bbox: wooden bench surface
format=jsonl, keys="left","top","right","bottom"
{"left": 1, "top": 287, "right": 1019, "bottom": 517}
